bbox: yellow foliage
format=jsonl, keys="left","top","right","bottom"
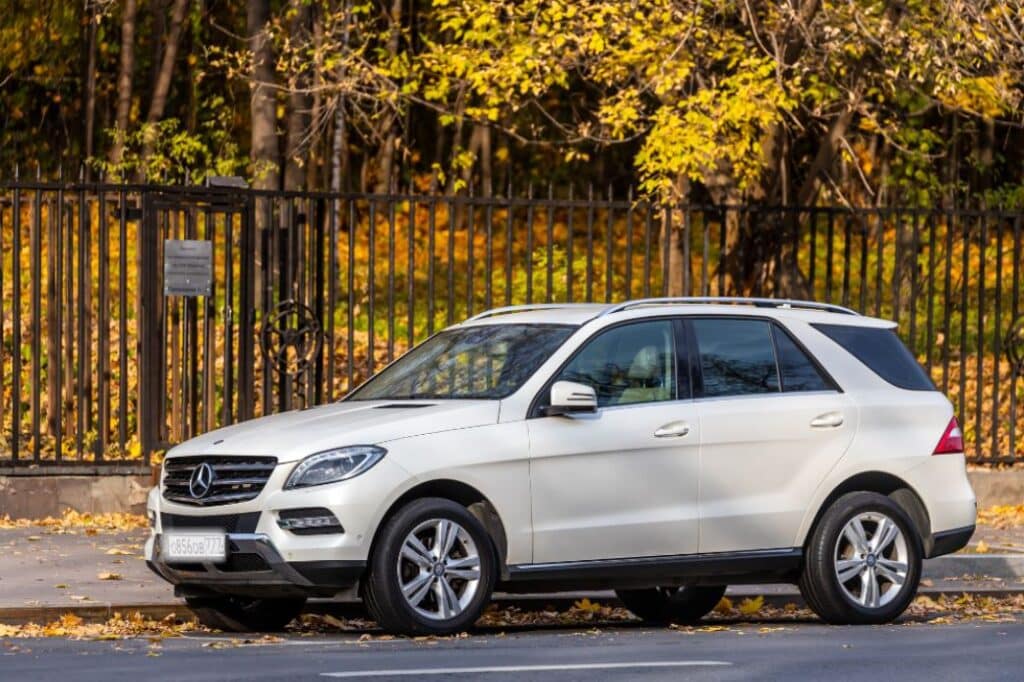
{"left": 573, "top": 598, "right": 603, "bottom": 613}
{"left": 737, "top": 596, "right": 764, "bottom": 616}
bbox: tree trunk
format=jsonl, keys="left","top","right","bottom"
{"left": 721, "top": 0, "right": 823, "bottom": 296}
{"left": 373, "top": 0, "right": 403, "bottom": 193}
{"left": 661, "top": 176, "right": 693, "bottom": 297}
{"left": 83, "top": 3, "right": 98, "bottom": 173}
{"left": 330, "top": 0, "right": 352, "bottom": 194}
{"left": 248, "top": 0, "right": 279, "bottom": 191}
{"left": 284, "top": 0, "right": 312, "bottom": 191}
{"left": 306, "top": 4, "right": 324, "bottom": 190}
{"left": 109, "top": 0, "right": 138, "bottom": 168}
{"left": 140, "top": 0, "right": 190, "bottom": 172}
{"left": 187, "top": 0, "right": 203, "bottom": 135}
{"left": 330, "top": 103, "right": 348, "bottom": 194}
{"left": 461, "top": 124, "right": 492, "bottom": 196}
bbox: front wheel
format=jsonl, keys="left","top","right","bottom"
{"left": 615, "top": 585, "right": 726, "bottom": 625}
{"left": 799, "top": 491, "right": 922, "bottom": 625}
{"left": 362, "top": 497, "right": 497, "bottom": 636}
{"left": 185, "top": 596, "right": 306, "bottom": 632}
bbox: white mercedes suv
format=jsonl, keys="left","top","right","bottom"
{"left": 146, "top": 298, "right": 976, "bottom": 634}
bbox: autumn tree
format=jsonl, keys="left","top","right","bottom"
{"left": 2, "top": 0, "right": 1024, "bottom": 255}
{"left": 413, "top": 0, "right": 1024, "bottom": 293}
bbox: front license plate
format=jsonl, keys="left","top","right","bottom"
{"left": 162, "top": 533, "right": 226, "bottom": 562}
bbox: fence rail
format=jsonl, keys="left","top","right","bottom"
{"left": 1, "top": 180, "right": 1021, "bottom": 470}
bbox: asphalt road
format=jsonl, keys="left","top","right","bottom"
{"left": 2, "top": 621, "right": 1022, "bottom": 681}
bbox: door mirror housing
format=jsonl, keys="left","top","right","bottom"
{"left": 543, "top": 381, "right": 598, "bottom": 417}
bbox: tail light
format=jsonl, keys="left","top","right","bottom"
{"left": 933, "top": 416, "right": 964, "bottom": 455}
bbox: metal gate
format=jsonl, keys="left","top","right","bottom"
{"left": 137, "top": 187, "right": 257, "bottom": 454}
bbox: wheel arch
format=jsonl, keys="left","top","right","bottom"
{"left": 367, "top": 479, "right": 510, "bottom": 576}
{"left": 801, "top": 471, "right": 932, "bottom": 554}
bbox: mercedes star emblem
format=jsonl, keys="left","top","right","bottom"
{"left": 189, "top": 462, "right": 215, "bottom": 499}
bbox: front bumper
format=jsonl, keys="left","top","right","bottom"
{"left": 147, "top": 532, "right": 365, "bottom": 599}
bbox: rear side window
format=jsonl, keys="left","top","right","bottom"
{"left": 812, "top": 323, "right": 934, "bottom": 391}
{"left": 692, "top": 318, "right": 779, "bottom": 397}
{"left": 772, "top": 326, "right": 833, "bottom": 392}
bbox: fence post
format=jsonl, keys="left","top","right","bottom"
{"left": 138, "top": 190, "right": 160, "bottom": 461}
{"left": 237, "top": 196, "right": 256, "bottom": 421}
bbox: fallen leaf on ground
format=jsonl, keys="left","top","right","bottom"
{"left": 97, "top": 572, "right": 122, "bottom": 581}
{"left": 105, "top": 548, "right": 133, "bottom": 556}
{"left": 714, "top": 597, "right": 733, "bottom": 614}
{"left": 573, "top": 598, "right": 602, "bottom": 613}
{"left": 738, "top": 596, "right": 765, "bottom": 616}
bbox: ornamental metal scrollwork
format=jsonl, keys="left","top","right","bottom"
{"left": 260, "top": 300, "right": 323, "bottom": 377}
{"left": 1007, "top": 315, "right": 1024, "bottom": 377}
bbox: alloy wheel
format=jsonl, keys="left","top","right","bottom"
{"left": 833, "top": 511, "right": 909, "bottom": 609}
{"left": 396, "top": 518, "right": 482, "bottom": 620}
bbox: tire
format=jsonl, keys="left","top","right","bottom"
{"left": 362, "top": 497, "right": 497, "bottom": 636}
{"left": 185, "top": 596, "right": 306, "bottom": 632}
{"left": 615, "top": 585, "right": 726, "bottom": 625}
{"left": 799, "top": 491, "right": 922, "bottom": 625}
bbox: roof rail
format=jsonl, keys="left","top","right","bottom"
{"left": 464, "top": 303, "right": 587, "bottom": 323}
{"left": 597, "top": 297, "right": 859, "bottom": 317}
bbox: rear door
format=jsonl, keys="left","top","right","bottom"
{"left": 689, "top": 317, "right": 856, "bottom": 553}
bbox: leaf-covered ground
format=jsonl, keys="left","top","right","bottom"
{"left": 978, "top": 505, "right": 1024, "bottom": 530}
{"left": 0, "top": 510, "right": 148, "bottom": 534}
{"left": 2, "top": 593, "right": 1022, "bottom": 643}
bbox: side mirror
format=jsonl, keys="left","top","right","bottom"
{"left": 543, "top": 380, "right": 598, "bottom": 417}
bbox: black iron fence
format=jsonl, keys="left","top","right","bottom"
{"left": 1, "top": 180, "right": 1021, "bottom": 471}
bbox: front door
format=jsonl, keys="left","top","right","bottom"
{"left": 527, "top": 319, "right": 700, "bottom": 563}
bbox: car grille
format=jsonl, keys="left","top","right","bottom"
{"left": 162, "top": 456, "right": 278, "bottom": 507}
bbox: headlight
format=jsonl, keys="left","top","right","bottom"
{"left": 284, "top": 445, "right": 387, "bottom": 490}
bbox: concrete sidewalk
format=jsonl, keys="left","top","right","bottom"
{"left": 1, "top": 526, "right": 1023, "bottom": 624}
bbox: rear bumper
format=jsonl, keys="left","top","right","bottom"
{"left": 926, "top": 524, "right": 975, "bottom": 559}
{"left": 147, "top": 532, "right": 365, "bottom": 599}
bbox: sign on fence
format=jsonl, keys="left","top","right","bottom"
{"left": 163, "top": 239, "right": 212, "bottom": 297}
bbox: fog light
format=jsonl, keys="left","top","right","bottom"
{"left": 277, "top": 507, "right": 344, "bottom": 535}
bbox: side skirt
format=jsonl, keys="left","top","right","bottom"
{"left": 502, "top": 548, "right": 802, "bottom": 592}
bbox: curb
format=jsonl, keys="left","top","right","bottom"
{"left": 925, "top": 554, "right": 1024, "bottom": 580}
{"left": 3, "top": 587, "right": 1023, "bottom": 626}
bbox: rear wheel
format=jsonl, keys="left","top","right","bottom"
{"left": 185, "top": 596, "right": 306, "bottom": 632}
{"left": 362, "top": 497, "right": 497, "bottom": 635}
{"left": 800, "top": 491, "right": 922, "bottom": 625}
{"left": 615, "top": 585, "right": 726, "bottom": 625}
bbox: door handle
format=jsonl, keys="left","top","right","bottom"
{"left": 810, "top": 412, "right": 844, "bottom": 428}
{"left": 654, "top": 421, "right": 690, "bottom": 438}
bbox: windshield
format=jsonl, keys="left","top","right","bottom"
{"left": 347, "top": 324, "right": 576, "bottom": 401}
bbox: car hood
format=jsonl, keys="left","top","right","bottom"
{"left": 165, "top": 400, "right": 500, "bottom": 462}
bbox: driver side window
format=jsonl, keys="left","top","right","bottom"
{"left": 554, "top": 320, "right": 677, "bottom": 407}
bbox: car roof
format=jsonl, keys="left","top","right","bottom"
{"left": 456, "top": 299, "right": 896, "bottom": 329}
